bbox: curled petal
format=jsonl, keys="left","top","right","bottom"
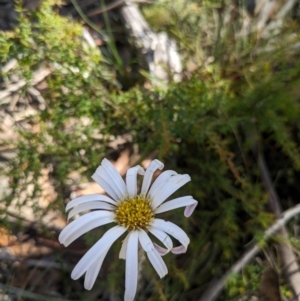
{"left": 126, "top": 165, "right": 145, "bottom": 197}
{"left": 184, "top": 202, "right": 198, "bottom": 217}
{"left": 59, "top": 211, "right": 114, "bottom": 247}
{"left": 151, "top": 175, "right": 191, "bottom": 210}
{"left": 154, "top": 196, "right": 198, "bottom": 217}
{"left": 71, "top": 226, "right": 126, "bottom": 280}
{"left": 101, "top": 159, "right": 128, "bottom": 197}
{"left": 147, "top": 170, "right": 177, "bottom": 199}
{"left": 148, "top": 227, "right": 173, "bottom": 253}
{"left": 141, "top": 160, "right": 164, "bottom": 195}
{"left": 66, "top": 194, "right": 116, "bottom": 212}
{"left": 92, "top": 167, "right": 120, "bottom": 200}
{"left": 68, "top": 201, "right": 114, "bottom": 220}
{"left": 138, "top": 229, "right": 167, "bottom": 278}
{"left": 92, "top": 166, "right": 119, "bottom": 201}
{"left": 125, "top": 231, "right": 139, "bottom": 301}
{"left": 172, "top": 245, "right": 188, "bottom": 254}
{"left": 151, "top": 219, "right": 190, "bottom": 254}
{"left": 153, "top": 243, "right": 169, "bottom": 256}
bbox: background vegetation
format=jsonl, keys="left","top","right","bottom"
{"left": 1, "top": 0, "right": 300, "bottom": 300}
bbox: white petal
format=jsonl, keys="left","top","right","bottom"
{"left": 59, "top": 211, "right": 115, "bottom": 247}
{"left": 92, "top": 167, "right": 120, "bottom": 200}
{"left": 147, "top": 170, "right": 177, "bottom": 199}
{"left": 125, "top": 231, "right": 139, "bottom": 301}
{"left": 138, "top": 229, "right": 153, "bottom": 252}
{"left": 138, "top": 229, "right": 167, "bottom": 278}
{"left": 84, "top": 248, "right": 109, "bottom": 290}
{"left": 101, "top": 159, "right": 128, "bottom": 196}
{"left": 126, "top": 165, "right": 145, "bottom": 197}
{"left": 141, "top": 159, "right": 164, "bottom": 195}
{"left": 68, "top": 201, "right": 115, "bottom": 220}
{"left": 60, "top": 211, "right": 114, "bottom": 243}
{"left": 151, "top": 219, "right": 190, "bottom": 254}
{"left": 71, "top": 226, "right": 126, "bottom": 280}
{"left": 119, "top": 233, "right": 130, "bottom": 260}
{"left": 148, "top": 227, "right": 173, "bottom": 252}
{"left": 151, "top": 175, "right": 191, "bottom": 209}
{"left": 154, "top": 196, "right": 198, "bottom": 217}
{"left": 147, "top": 250, "right": 168, "bottom": 278}
{"left": 66, "top": 194, "right": 116, "bottom": 212}
{"left": 96, "top": 166, "right": 124, "bottom": 199}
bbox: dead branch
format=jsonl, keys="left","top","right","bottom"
{"left": 0, "top": 67, "right": 52, "bottom": 100}
{"left": 0, "top": 252, "right": 70, "bottom": 271}
{"left": 0, "top": 282, "right": 74, "bottom": 301}
{"left": 258, "top": 150, "right": 300, "bottom": 299}
{"left": 261, "top": 0, "right": 297, "bottom": 37}
{"left": 119, "top": 1, "right": 182, "bottom": 87}
{"left": 198, "top": 203, "right": 300, "bottom": 301}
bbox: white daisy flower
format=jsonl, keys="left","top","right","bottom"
{"left": 59, "top": 158, "right": 197, "bottom": 301}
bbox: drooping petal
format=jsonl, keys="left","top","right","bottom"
{"left": 151, "top": 175, "right": 191, "bottom": 209}
{"left": 126, "top": 165, "right": 145, "bottom": 197}
{"left": 184, "top": 202, "right": 198, "bottom": 217}
{"left": 101, "top": 159, "right": 128, "bottom": 196}
{"left": 92, "top": 167, "right": 120, "bottom": 200}
{"left": 147, "top": 250, "right": 168, "bottom": 278}
{"left": 59, "top": 211, "right": 115, "bottom": 247}
{"left": 140, "top": 160, "right": 164, "bottom": 195}
{"left": 68, "top": 201, "right": 115, "bottom": 220}
{"left": 66, "top": 194, "right": 117, "bottom": 212}
{"left": 151, "top": 219, "right": 190, "bottom": 254}
{"left": 147, "top": 170, "right": 177, "bottom": 199}
{"left": 154, "top": 196, "right": 198, "bottom": 217}
{"left": 125, "top": 231, "right": 139, "bottom": 301}
{"left": 119, "top": 233, "right": 130, "bottom": 260}
{"left": 84, "top": 248, "right": 110, "bottom": 290}
{"left": 71, "top": 226, "right": 126, "bottom": 280}
{"left": 138, "top": 229, "right": 167, "bottom": 278}
{"left": 171, "top": 245, "right": 188, "bottom": 254}
{"left": 148, "top": 227, "right": 173, "bottom": 253}
{"left": 153, "top": 243, "right": 169, "bottom": 256}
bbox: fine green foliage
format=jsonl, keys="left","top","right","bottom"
{"left": 1, "top": 0, "right": 300, "bottom": 300}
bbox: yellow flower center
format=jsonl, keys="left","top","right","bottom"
{"left": 115, "top": 195, "right": 154, "bottom": 230}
